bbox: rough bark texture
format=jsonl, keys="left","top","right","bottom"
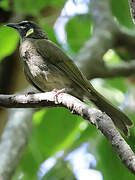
{"left": 1, "top": 0, "right": 135, "bottom": 179}
{"left": 0, "top": 92, "right": 135, "bottom": 175}
{"left": 0, "top": 109, "right": 33, "bottom": 180}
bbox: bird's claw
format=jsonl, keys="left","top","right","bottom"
{"left": 25, "top": 91, "right": 35, "bottom": 96}
{"left": 52, "top": 88, "right": 68, "bottom": 102}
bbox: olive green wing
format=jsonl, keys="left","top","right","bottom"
{"left": 35, "top": 39, "right": 95, "bottom": 99}
{"left": 35, "top": 39, "right": 133, "bottom": 136}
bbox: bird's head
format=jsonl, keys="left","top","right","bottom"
{"left": 6, "top": 21, "right": 48, "bottom": 40}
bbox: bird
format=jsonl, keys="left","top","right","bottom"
{"left": 6, "top": 21, "right": 133, "bottom": 136}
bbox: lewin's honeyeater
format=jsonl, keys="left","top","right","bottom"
{"left": 6, "top": 21, "right": 133, "bottom": 136}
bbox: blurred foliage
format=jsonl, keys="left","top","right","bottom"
{"left": 0, "top": 0, "right": 10, "bottom": 10}
{"left": 103, "top": 49, "right": 122, "bottom": 65}
{"left": 0, "top": 0, "right": 135, "bottom": 179}
{"left": 0, "top": 26, "right": 19, "bottom": 60}
{"left": 110, "top": 0, "right": 134, "bottom": 29}
{"left": 41, "top": 23, "right": 59, "bottom": 45}
{"left": 42, "top": 160, "right": 76, "bottom": 180}
{"left": 13, "top": 108, "right": 83, "bottom": 180}
{"left": 14, "top": 0, "right": 66, "bottom": 15}
{"left": 93, "top": 137, "right": 135, "bottom": 180}
{"left": 66, "top": 14, "right": 92, "bottom": 53}
{"left": 104, "top": 78, "right": 128, "bottom": 94}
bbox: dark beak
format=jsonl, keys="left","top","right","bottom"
{"left": 6, "top": 23, "right": 19, "bottom": 29}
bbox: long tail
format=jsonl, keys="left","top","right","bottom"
{"left": 89, "top": 89, "right": 133, "bottom": 136}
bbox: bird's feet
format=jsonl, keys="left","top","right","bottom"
{"left": 52, "top": 88, "right": 68, "bottom": 102}
{"left": 25, "top": 91, "right": 35, "bottom": 96}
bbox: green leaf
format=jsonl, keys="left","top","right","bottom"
{"left": 14, "top": 107, "right": 82, "bottom": 179}
{"left": 32, "top": 108, "right": 82, "bottom": 156}
{"left": 103, "top": 49, "right": 122, "bottom": 65}
{"left": 67, "top": 125, "right": 98, "bottom": 152}
{"left": 14, "top": 0, "right": 66, "bottom": 15}
{"left": 93, "top": 137, "right": 135, "bottom": 180}
{"left": 0, "top": 26, "right": 19, "bottom": 60}
{"left": 66, "top": 14, "right": 92, "bottom": 53}
{"left": 91, "top": 79, "right": 126, "bottom": 106}
{"left": 41, "top": 23, "right": 59, "bottom": 45}
{"left": 104, "top": 78, "right": 128, "bottom": 93}
{"left": 0, "top": 0, "right": 9, "bottom": 10}
{"left": 110, "top": 0, "right": 134, "bottom": 29}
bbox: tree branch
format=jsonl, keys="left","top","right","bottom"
{"left": 0, "top": 108, "right": 34, "bottom": 180}
{"left": 75, "top": 0, "right": 135, "bottom": 80}
{"left": 128, "top": 0, "right": 135, "bottom": 25}
{"left": 0, "top": 92, "right": 135, "bottom": 174}
{"left": 93, "top": 60, "right": 135, "bottom": 78}
{"left": 76, "top": 0, "right": 119, "bottom": 79}
{"left": 1, "top": 1, "right": 135, "bottom": 178}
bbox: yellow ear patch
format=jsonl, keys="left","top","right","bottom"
{"left": 26, "top": 28, "right": 34, "bottom": 37}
